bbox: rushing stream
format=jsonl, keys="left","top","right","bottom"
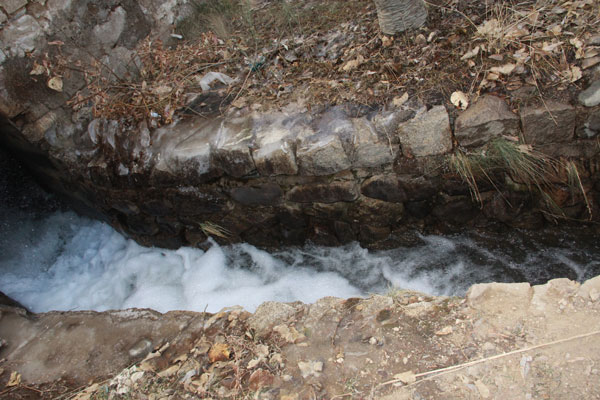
{"left": 2, "top": 204, "right": 599, "bottom": 314}
{"left": 2, "top": 150, "right": 599, "bottom": 314}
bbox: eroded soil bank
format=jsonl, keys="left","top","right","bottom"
{"left": 1, "top": 276, "right": 600, "bottom": 399}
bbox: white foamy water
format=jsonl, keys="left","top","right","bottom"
{"left": 1, "top": 210, "right": 599, "bottom": 313}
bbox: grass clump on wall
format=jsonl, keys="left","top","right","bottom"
{"left": 450, "top": 138, "right": 592, "bottom": 220}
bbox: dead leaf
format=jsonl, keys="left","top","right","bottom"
{"left": 248, "top": 369, "right": 274, "bottom": 391}
{"left": 562, "top": 66, "right": 582, "bottom": 82}
{"left": 247, "top": 358, "right": 261, "bottom": 369}
{"left": 208, "top": 343, "right": 231, "bottom": 363}
{"left": 488, "top": 54, "right": 503, "bottom": 61}
{"left": 486, "top": 72, "right": 500, "bottom": 81}
{"left": 6, "top": 371, "right": 21, "bottom": 387}
{"left": 517, "top": 144, "right": 533, "bottom": 154}
{"left": 255, "top": 344, "right": 269, "bottom": 358}
{"left": 381, "top": 35, "right": 393, "bottom": 48}
{"left": 490, "top": 63, "right": 516, "bottom": 75}
{"left": 72, "top": 383, "right": 100, "bottom": 400}
{"left": 152, "top": 85, "right": 172, "bottom": 97}
{"left": 298, "top": 361, "right": 323, "bottom": 378}
{"left": 158, "top": 364, "right": 180, "bottom": 378}
{"left": 461, "top": 46, "right": 480, "bottom": 61}
{"left": 477, "top": 19, "right": 501, "bottom": 39}
{"left": 582, "top": 56, "right": 600, "bottom": 69}
{"left": 273, "top": 324, "right": 305, "bottom": 344}
{"left": 230, "top": 97, "right": 247, "bottom": 108}
{"left": 342, "top": 55, "right": 365, "bottom": 72}
{"left": 393, "top": 370, "right": 416, "bottom": 384}
{"left": 47, "top": 76, "right": 63, "bottom": 92}
{"left": 270, "top": 353, "right": 284, "bottom": 368}
{"left": 584, "top": 48, "right": 599, "bottom": 59}
{"left": 173, "top": 354, "right": 188, "bottom": 364}
{"left": 451, "top": 91, "right": 469, "bottom": 110}
{"left": 130, "top": 371, "right": 144, "bottom": 383}
{"left": 435, "top": 326, "right": 453, "bottom": 336}
{"left": 392, "top": 92, "right": 409, "bottom": 107}
{"left": 504, "top": 26, "right": 529, "bottom": 40}
{"left": 30, "top": 63, "right": 46, "bottom": 76}
{"left": 541, "top": 41, "right": 563, "bottom": 53}
{"left": 548, "top": 24, "right": 562, "bottom": 35}
{"left": 570, "top": 37, "right": 584, "bottom": 49}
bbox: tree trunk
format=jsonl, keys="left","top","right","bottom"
{"left": 373, "top": 0, "right": 427, "bottom": 35}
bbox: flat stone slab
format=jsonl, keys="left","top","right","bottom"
{"left": 1, "top": 14, "right": 46, "bottom": 59}
{"left": 2, "top": 0, "right": 27, "bottom": 15}
{"left": 154, "top": 118, "right": 222, "bottom": 180}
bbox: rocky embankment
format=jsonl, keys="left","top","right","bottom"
{"left": 2, "top": 2, "right": 600, "bottom": 398}
{"left": 1, "top": 0, "right": 600, "bottom": 249}
{"left": 1, "top": 277, "right": 600, "bottom": 399}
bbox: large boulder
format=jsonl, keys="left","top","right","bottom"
{"left": 454, "top": 95, "right": 519, "bottom": 147}
{"left": 398, "top": 105, "right": 452, "bottom": 157}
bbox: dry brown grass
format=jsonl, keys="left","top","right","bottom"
{"left": 450, "top": 138, "right": 593, "bottom": 220}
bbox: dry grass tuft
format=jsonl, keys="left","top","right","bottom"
{"left": 199, "top": 221, "right": 231, "bottom": 239}
{"left": 449, "top": 138, "right": 593, "bottom": 219}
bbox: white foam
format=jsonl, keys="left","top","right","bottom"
{"left": 0, "top": 211, "right": 362, "bottom": 313}
{"left": 1, "top": 210, "right": 599, "bottom": 314}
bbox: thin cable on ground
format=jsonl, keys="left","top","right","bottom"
{"left": 379, "top": 329, "right": 600, "bottom": 388}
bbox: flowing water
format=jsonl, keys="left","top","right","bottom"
{"left": 2, "top": 150, "right": 599, "bottom": 314}
{"left": 1, "top": 205, "right": 599, "bottom": 314}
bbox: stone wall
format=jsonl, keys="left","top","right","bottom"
{"left": 1, "top": 1, "right": 600, "bottom": 249}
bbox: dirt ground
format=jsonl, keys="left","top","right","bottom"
{"left": 64, "top": 0, "right": 599, "bottom": 126}
{"left": 1, "top": 276, "right": 599, "bottom": 399}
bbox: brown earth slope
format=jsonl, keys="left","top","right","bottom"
{"left": 1, "top": 276, "right": 600, "bottom": 399}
